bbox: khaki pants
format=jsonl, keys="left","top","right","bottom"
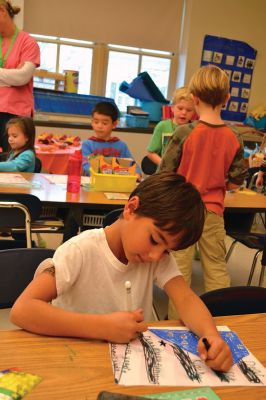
{"left": 169, "top": 211, "right": 230, "bottom": 319}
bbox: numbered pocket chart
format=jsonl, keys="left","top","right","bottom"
{"left": 201, "top": 35, "right": 257, "bottom": 122}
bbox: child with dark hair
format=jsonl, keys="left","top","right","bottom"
{"left": 82, "top": 101, "right": 141, "bottom": 176}
{"left": 11, "top": 171, "right": 232, "bottom": 372}
{"left": 0, "top": 116, "right": 36, "bottom": 172}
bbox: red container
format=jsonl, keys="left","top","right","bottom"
{"left": 67, "top": 150, "right": 82, "bottom": 193}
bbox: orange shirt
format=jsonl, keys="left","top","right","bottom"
{"left": 177, "top": 121, "right": 242, "bottom": 216}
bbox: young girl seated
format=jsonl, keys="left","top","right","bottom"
{"left": 0, "top": 117, "right": 36, "bottom": 172}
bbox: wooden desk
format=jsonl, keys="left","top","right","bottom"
{"left": 0, "top": 314, "right": 265, "bottom": 400}
{"left": 224, "top": 189, "right": 266, "bottom": 213}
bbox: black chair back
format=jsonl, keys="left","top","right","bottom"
{"left": 141, "top": 156, "right": 157, "bottom": 175}
{"left": 0, "top": 193, "right": 42, "bottom": 228}
{"left": 34, "top": 157, "right": 42, "bottom": 173}
{"left": 103, "top": 208, "right": 124, "bottom": 227}
{"left": 0, "top": 248, "right": 55, "bottom": 308}
{"left": 200, "top": 286, "right": 266, "bottom": 316}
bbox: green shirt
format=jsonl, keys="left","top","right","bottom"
{"left": 147, "top": 119, "right": 177, "bottom": 156}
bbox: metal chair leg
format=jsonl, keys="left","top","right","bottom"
{"left": 225, "top": 239, "right": 238, "bottom": 262}
{"left": 259, "top": 262, "right": 265, "bottom": 287}
{"left": 247, "top": 250, "right": 263, "bottom": 286}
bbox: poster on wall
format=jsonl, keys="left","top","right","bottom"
{"left": 201, "top": 35, "right": 257, "bottom": 122}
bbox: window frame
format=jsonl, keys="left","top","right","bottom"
{"left": 31, "top": 35, "right": 178, "bottom": 100}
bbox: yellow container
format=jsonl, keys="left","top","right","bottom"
{"left": 90, "top": 168, "right": 137, "bottom": 192}
{"left": 64, "top": 70, "right": 79, "bottom": 93}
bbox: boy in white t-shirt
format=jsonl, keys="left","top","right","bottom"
{"left": 11, "top": 171, "right": 232, "bottom": 372}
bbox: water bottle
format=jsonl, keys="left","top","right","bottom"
{"left": 67, "top": 150, "right": 82, "bottom": 193}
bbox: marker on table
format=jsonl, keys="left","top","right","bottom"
{"left": 125, "top": 280, "right": 133, "bottom": 311}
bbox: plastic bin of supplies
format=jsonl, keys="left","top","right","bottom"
{"left": 125, "top": 114, "right": 149, "bottom": 128}
{"left": 90, "top": 168, "right": 137, "bottom": 193}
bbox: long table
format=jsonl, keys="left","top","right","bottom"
{"left": 1, "top": 172, "right": 266, "bottom": 211}
{"left": 0, "top": 314, "right": 265, "bottom": 400}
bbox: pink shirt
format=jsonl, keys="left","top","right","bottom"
{"left": 0, "top": 30, "right": 40, "bottom": 116}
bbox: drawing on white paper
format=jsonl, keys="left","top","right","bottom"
{"left": 110, "top": 327, "right": 266, "bottom": 386}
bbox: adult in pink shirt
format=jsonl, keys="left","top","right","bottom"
{"left": 0, "top": 0, "right": 40, "bottom": 152}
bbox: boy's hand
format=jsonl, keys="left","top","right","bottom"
{"left": 198, "top": 335, "right": 233, "bottom": 372}
{"left": 103, "top": 309, "right": 148, "bottom": 343}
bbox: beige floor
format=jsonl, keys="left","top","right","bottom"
{"left": 0, "top": 223, "right": 265, "bottom": 329}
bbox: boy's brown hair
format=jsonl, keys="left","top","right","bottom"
{"left": 129, "top": 171, "right": 205, "bottom": 250}
{"left": 188, "top": 65, "right": 229, "bottom": 108}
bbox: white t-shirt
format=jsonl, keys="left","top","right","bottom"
{"left": 35, "top": 228, "right": 181, "bottom": 320}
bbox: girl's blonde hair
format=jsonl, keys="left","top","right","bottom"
{"left": 188, "top": 65, "right": 229, "bottom": 108}
{"left": 0, "top": 0, "right": 20, "bottom": 18}
{"left": 172, "top": 86, "right": 193, "bottom": 105}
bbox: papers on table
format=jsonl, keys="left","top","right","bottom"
{"left": 0, "top": 173, "right": 31, "bottom": 187}
{"left": 104, "top": 192, "right": 129, "bottom": 200}
{"left": 41, "top": 174, "right": 91, "bottom": 185}
{"left": 110, "top": 326, "right": 266, "bottom": 387}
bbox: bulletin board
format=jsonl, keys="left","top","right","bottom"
{"left": 201, "top": 35, "right": 257, "bottom": 122}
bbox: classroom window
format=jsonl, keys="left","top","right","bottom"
{"left": 32, "top": 35, "right": 93, "bottom": 94}
{"left": 58, "top": 44, "right": 92, "bottom": 95}
{"left": 106, "top": 45, "right": 173, "bottom": 111}
{"left": 32, "top": 35, "right": 174, "bottom": 110}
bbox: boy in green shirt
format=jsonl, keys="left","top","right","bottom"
{"left": 147, "top": 87, "right": 195, "bottom": 166}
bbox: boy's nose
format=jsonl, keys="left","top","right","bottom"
{"left": 148, "top": 247, "right": 165, "bottom": 262}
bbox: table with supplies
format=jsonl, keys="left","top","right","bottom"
{"left": 0, "top": 314, "right": 265, "bottom": 399}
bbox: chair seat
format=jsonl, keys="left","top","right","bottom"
{"left": 229, "top": 233, "right": 265, "bottom": 250}
{"left": 200, "top": 286, "right": 266, "bottom": 316}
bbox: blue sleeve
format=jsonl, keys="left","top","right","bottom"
{"left": 119, "top": 142, "right": 142, "bottom": 175}
{"left": 0, "top": 150, "right": 35, "bottom": 172}
{"left": 81, "top": 141, "right": 92, "bottom": 175}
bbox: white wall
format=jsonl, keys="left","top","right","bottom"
{"left": 14, "top": 0, "right": 24, "bottom": 29}
{"left": 180, "top": 0, "right": 266, "bottom": 110}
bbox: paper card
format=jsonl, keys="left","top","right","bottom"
{"left": 104, "top": 192, "right": 129, "bottom": 200}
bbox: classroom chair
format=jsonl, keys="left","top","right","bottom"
{"left": 224, "top": 186, "right": 265, "bottom": 286}
{"left": 200, "top": 286, "right": 266, "bottom": 316}
{"left": 141, "top": 156, "right": 157, "bottom": 176}
{"left": 34, "top": 156, "right": 42, "bottom": 173}
{"left": 0, "top": 193, "right": 64, "bottom": 249}
{"left": 0, "top": 248, "right": 55, "bottom": 309}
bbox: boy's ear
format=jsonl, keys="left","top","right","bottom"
{"left": 123, "top": 196, "right": 140, "bottom": 219}
{"left": 112, "top": 119, "right": 119, "bottom": 129}
{"left": 223, "top": 93, "right": 230, "bottom": 107}
{"left": 191, "top": 94, "right": 199, "bottom": 105}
